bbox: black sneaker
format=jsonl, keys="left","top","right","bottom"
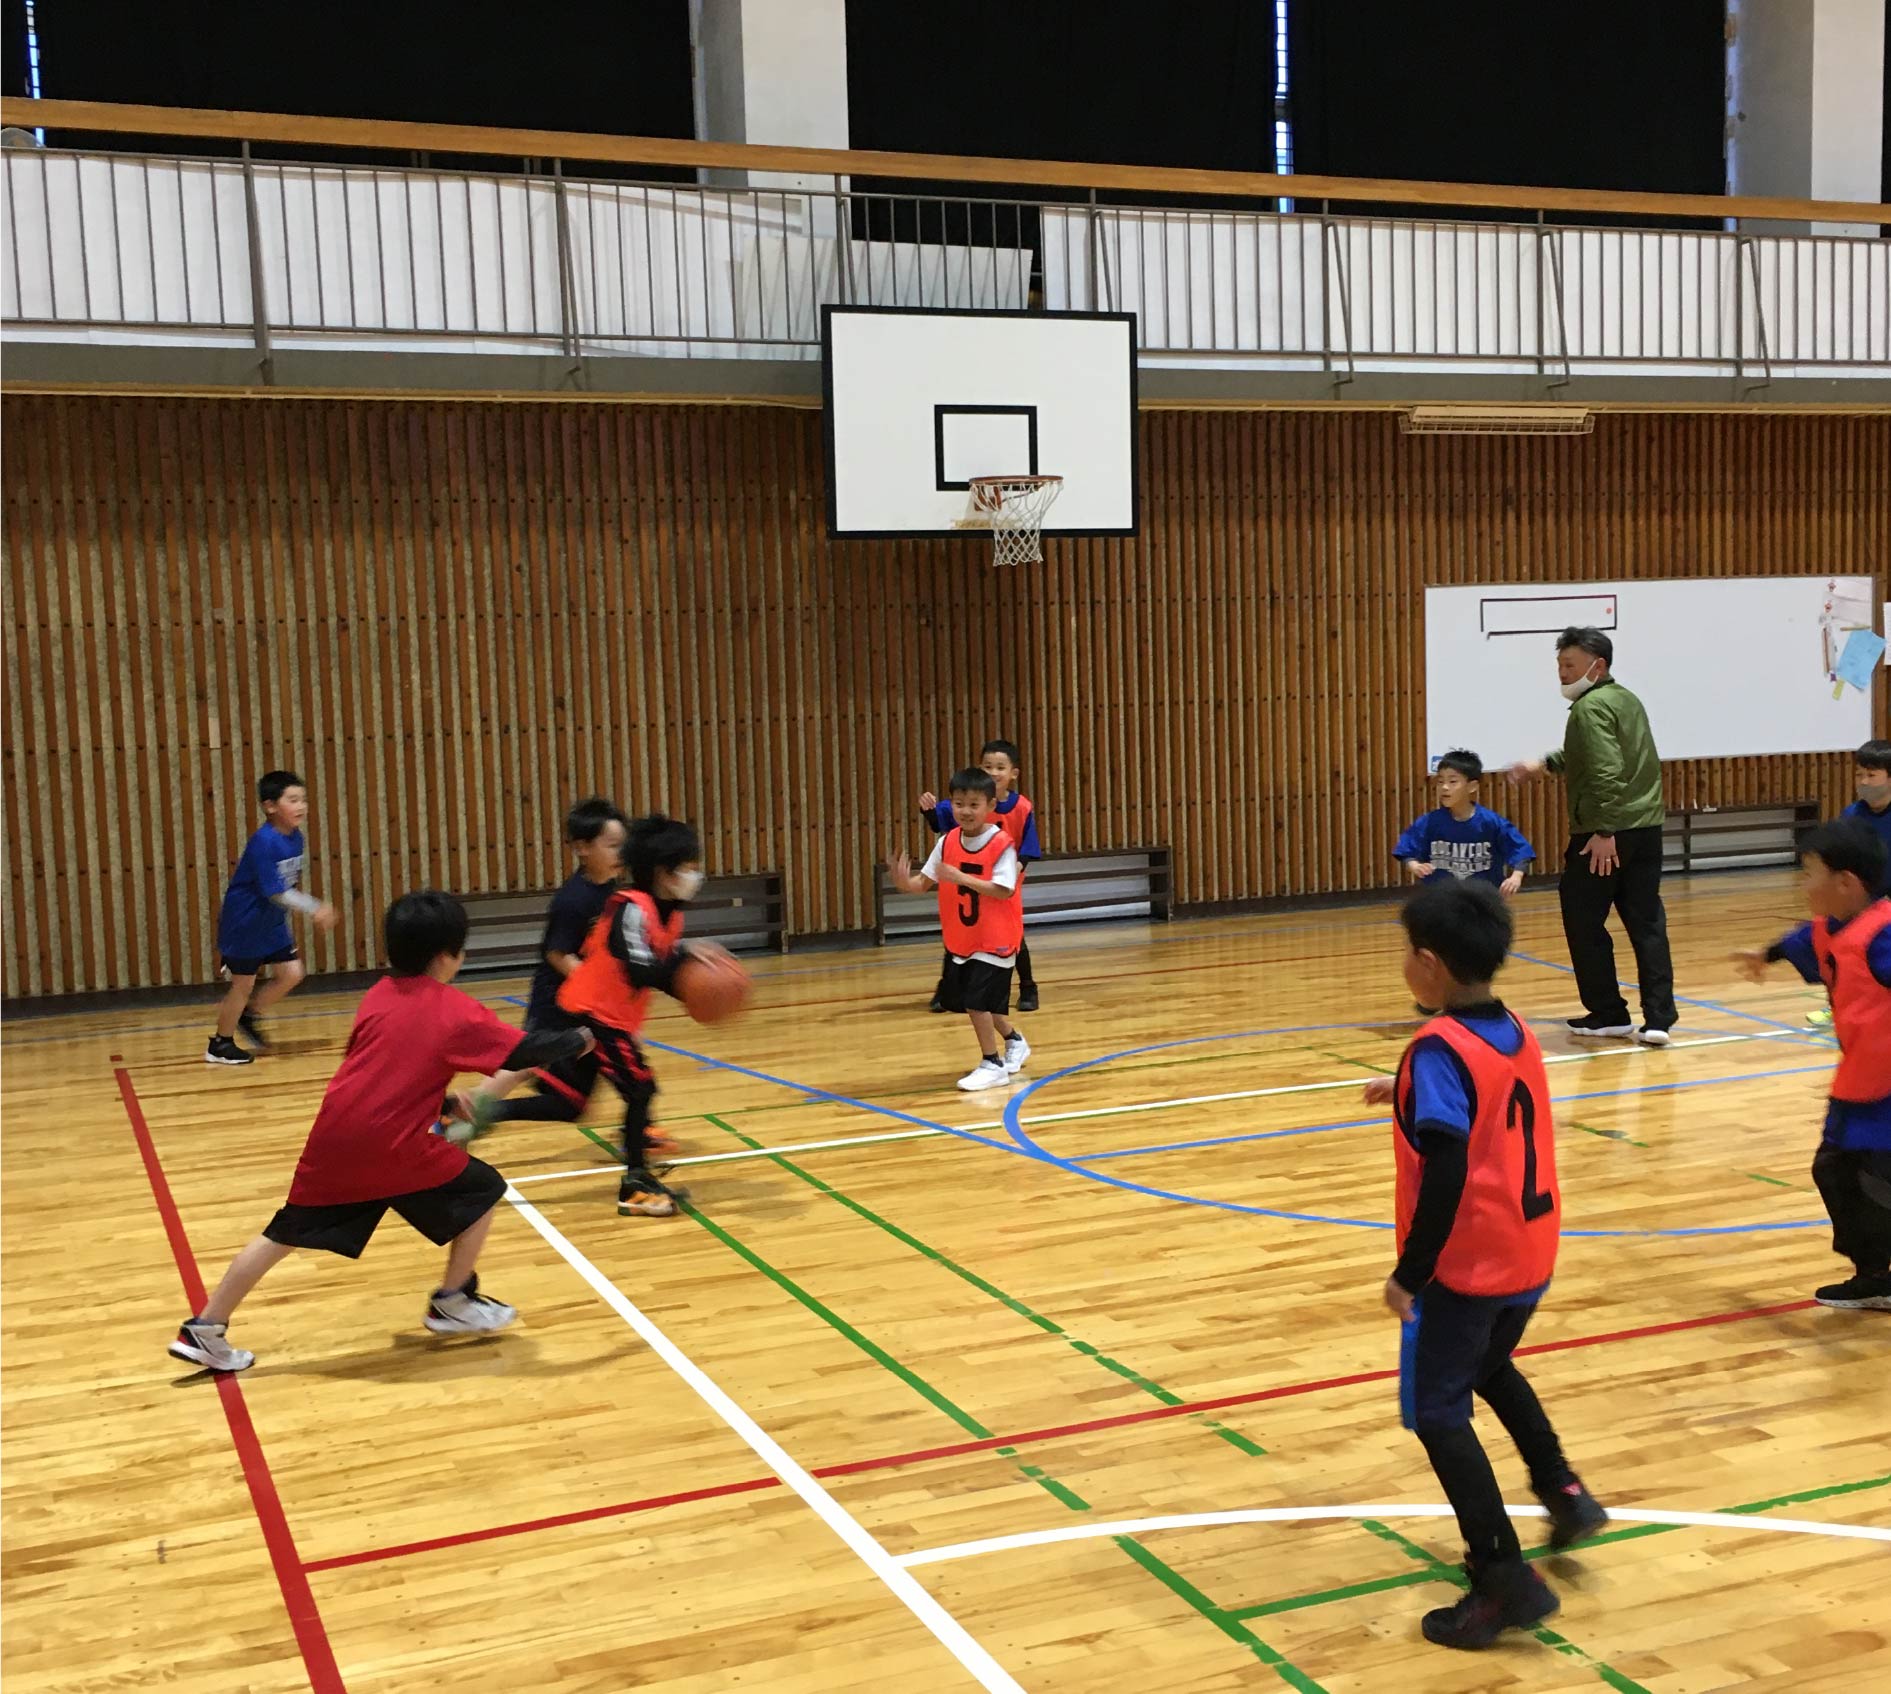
{"left": 237, "top": 1009, "right": 269, "bottom": 1051}
{"left": 1566, "top": 1013, "right": 1635, "bottom": 1040}
{"left": 1813, "top": 1271, "right": 1891, "bottom": 1310}
{"left": 929, "top": 991, "right": 948, "bottom": 1013}
{"left": 618, "top": 1172, "right": 686, "bottom": 1218}
{"left": 1016, "top": 984, "right": 1040, "bottom": 1014}
{"left": 1421, "top": 1561, "right": 1558, "bottom": 1649}
{"left": 205, "top": 1034, "right": 254, "bottom": 1066}
{"left": 1538, "top": 1479, "right": 1610, "bottom": 1550}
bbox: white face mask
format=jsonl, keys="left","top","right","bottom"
{"left": 1560, "top": 662, "right": 1602, "bottom": 702}
{"left": 670, "top": 868, "right": 705, "bottom": 901}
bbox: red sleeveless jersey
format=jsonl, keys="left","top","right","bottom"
{"left": 1393, "top": 1012, "right": 1560, "bottom": 1296}
{"left": 557, "top": 888, "right": 684, "bottom": 1034}
{"left": 1811, "top": 899, "right": 1891, "bottom": 1102}
{"left": 937, "top": 827, "right": 1024, "bottom": 960}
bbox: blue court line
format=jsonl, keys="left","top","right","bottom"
{"left": 1000, "top": 1035, "right": 1828, "bottom": 1238}
{"left": 495, "top": 995, "right": 1014, "bottom": 1154}
{"left": 1073, "top": 1059, "right": 1835, "bottom": 1164}
{"left": 499, "top": 997, "right": 1825, "bottom": 1240}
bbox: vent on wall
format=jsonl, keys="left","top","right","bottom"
{"left": 1401, "top": 405, "right": 1595, "bottom": 436}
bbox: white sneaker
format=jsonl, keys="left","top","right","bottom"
{"left": 1002, "top": 1032, "right": 1032, "bottom": 1074}
{"left": 956, "top": 1058, "right": 1012, "bottom": 1092}
{"left": 169, "top": 1318, "right": 255, "bottom": 1373}
{"left": 424, "top": 1275, "right": 518, "bottom": 1335}
{"left": 1638, "top": 1026, "right": 1674, "bottom": 1048}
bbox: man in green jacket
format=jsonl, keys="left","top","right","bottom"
{"left": 1509, "top": 626, "right": 1677, "bottom": 1046}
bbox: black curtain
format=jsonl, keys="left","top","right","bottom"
{"left": 16, "top": 0, "right": 695, "bottom": 175}
{"left": 1290, "top": 0, "right": 1726, "bottom": 222}
{"left": 845, "top": 0, "right": 1281, "bottom": 256}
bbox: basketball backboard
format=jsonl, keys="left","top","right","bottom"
{"left": 822, "top": 305, "right": 1138, "bottom": 539}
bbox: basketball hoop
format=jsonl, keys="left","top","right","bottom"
{"left": 965, "top": 475, "right": 1063, "bottom": 567}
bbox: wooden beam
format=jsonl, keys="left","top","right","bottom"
{"left": 5, "top": 97, "right": 1889, "bottom": 226}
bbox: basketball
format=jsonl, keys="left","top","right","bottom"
{"left": 675, "top": 952, "right": 752, "bottom": 1025}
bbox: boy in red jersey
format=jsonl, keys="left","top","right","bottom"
{"left": 1362, "top": 878, "right": 1607, "bottom": 1648}
{"left": 920, "top": 738, "right": 1043, "bottom": 1013}
{"left": 891, "top": 767, "right": 1031, "bottom": 1091}
{"left": 544, "top": 813, "right": 731, "bottom": 1218}
{"left": 167, "top": 891, "right": 594, "bottom": 1373}
{"left": 1734, "top": 818, "right": 1891, "bottom": 1309}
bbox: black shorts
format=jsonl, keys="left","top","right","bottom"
{"left": 263, "top": 1158, "right": 505, "bottom": 1259}
{"left": 939, "top": 957, "right": 1013, "bottom": 1015}
{"left": 220, "top": 945, "right": 299, "bottom": 979}
{"left": 1399, "top": 1279, "right": 1544, "bottom": 1432}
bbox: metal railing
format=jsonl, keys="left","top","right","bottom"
{"left": 5, "top": 143, "right": 1888, "bottom": 380}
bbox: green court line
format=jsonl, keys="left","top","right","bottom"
{"left": 1357, "top": 1517, "right": 1652, "bottom": 1692}
{"left": 1740, "top": 1170, "right": 1809, "bottom": 1191}
{"left": 701, "top": 1112, "right": 1269, "bottom": 1460}
{"left": 1569, "top": 1119, "right": 1652, "bottom": 1149}
{"left": 1114, "top": 1535, "right": 1328, "bottom": 1694}
{"left": 633, "top": 1157, "right": 1323, "bottom": 1691}
{"left": 1304, "top": 1046, "right": 1397, "bottom": 1079}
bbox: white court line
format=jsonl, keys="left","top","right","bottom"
{"left": 895, "top": 1502, "right": 1891, "bottom": 1567}
{"left": 503, "top": 1187, "right": 1024, "bottom": 1694}
{"left": 509, "top": 1030, "right": 1795, "bottom": 1186}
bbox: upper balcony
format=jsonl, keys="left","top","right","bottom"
{"left": 4, "top": 99, "right": 1887, "bottom": 408}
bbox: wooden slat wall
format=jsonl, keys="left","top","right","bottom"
{"left": 3, "top": 396, "right": 1886, "bottom": 998}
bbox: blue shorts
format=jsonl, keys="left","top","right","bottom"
{"left": 1399, "top": 1279, "right": 1547, "bottom": 1432}
{"left": 219, "top": 944, "right": 298, "bottom": 979}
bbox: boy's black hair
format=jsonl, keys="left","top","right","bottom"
{"left": 565, "top": 795, "right": 628, "bottom": 843}
{"left": 1435, "top": 748, "right": 1483, "bottom": 784}
{"left": 1854, "top": 739, "right": 1891, "bottom": 775}
{"left": 258, "top": 769, "right": 304, "bottom": 806}
{"left": 624, "top": 813, "right": 702, "bottom": 892}
{"left": 980, "top": 738, "right": 1022, "bottom": 766}
{"left": 1400, "top": 878, "right": 1513, "bottom": 987}
{"left": 1556, "top": 626, "right": 1613, "bottom": 667}
{"left": 1803, "top": 818, "right": 1889, "bottom": 895}
{"left": 385, "top": 890, "right": 470, "bottom": 976}
{"left": 948, "top": 767, "right": 998, "bottom": 801}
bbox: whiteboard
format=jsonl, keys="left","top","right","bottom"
{"left": 1425, "top": 577, "right": 1879, "bottom": 766}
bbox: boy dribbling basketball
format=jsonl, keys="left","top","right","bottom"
{"left": 1364, "top": 879, "right": 1607, "bottom": 1647}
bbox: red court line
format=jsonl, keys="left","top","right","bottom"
{"left": 314, "top": 1293, "right": 1819, "bottom": 1571}
{"left": 114, "top": 1059, "right": 347, "bottom": 1694}
{"left": 303, "top": 1476, "right": 778, "bottom": 1571}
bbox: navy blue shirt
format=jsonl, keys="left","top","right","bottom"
{"left": 1393, "top": 806, "right": 1534, "bottom": 888}
{"left": 216, "top": 824, "right": 307, "bottom": 959}
{"left": 1771, "top": 910, "right": 1891, "bottom": 1150}
{"left": 526, "top": 872, "right": 617, "bottom": 1028}
{"left": 925, "top": 790, "right": 1042, "bottom": 861}
{"left": 1842, "top": 799, "right": 1891, "bottom": 895}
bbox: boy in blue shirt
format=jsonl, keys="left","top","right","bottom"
{"left": 1842, "top": 739, "right": 1891, "bottom": 890}
{"left": 1735, "top": 819, "right": 1891, "bottom": 1309}
{"left": 208, "top": 770, "right": 336, "bottom": 1065}
{"left": 1396, "top": 750, "right": 1535, "bottom": 894}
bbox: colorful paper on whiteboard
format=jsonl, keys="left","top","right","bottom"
{"left": 1835, "top": 629, "right": 1886, "bottom": 692}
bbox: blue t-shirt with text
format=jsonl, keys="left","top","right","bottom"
{"left": 1393, "top": 806, "right": 1534, "bottom": 887}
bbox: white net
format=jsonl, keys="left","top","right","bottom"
{"left": 967, "top": 476, "right": 1063, "bottom": 567}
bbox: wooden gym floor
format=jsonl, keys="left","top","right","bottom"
{"left": 3, "top": 870, "right": 1887, "bottom": 1693}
